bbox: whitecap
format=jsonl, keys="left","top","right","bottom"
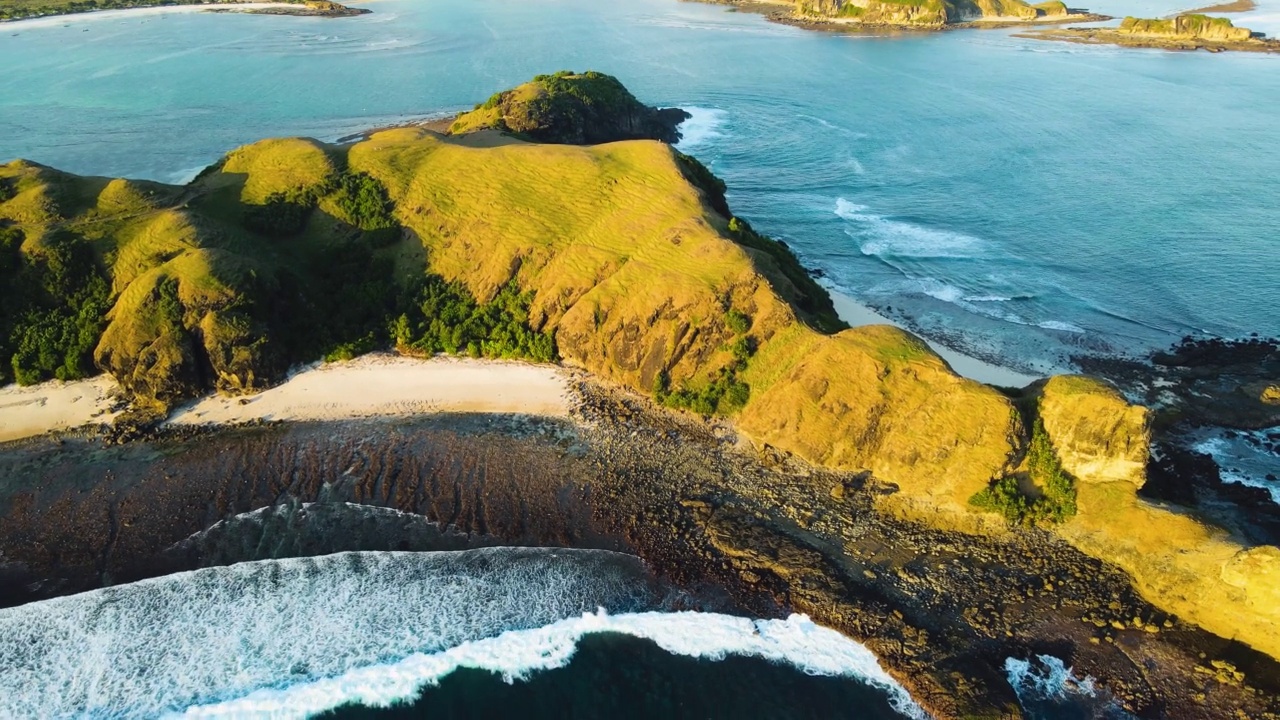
{"left": 0, "top": 549, "right": 654, "bottom": 718}
{"left": 676, "top": 107, "right": 727, "bottom": 151}
{"left": 1005, "top": 655, "right": 1132, "bottom": 718}
{"left": 1192, "top": 432, "right": 1280, "bottom": 505}
{"left": 835, "top": 198, "right": 985, "bottom": 259}
{"left": 186, "top": 610, "right": 926, "bottom": 720}
{"left": 1037, "top": 320, "right": 1087, "bottom": 334}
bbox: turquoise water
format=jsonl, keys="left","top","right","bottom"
{"left": 1, "top": 0, "right": 1277, "bottom": 370}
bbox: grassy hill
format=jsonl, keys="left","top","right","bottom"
{"left": 3, "top": 71, "right": 1278, "bottom": 663}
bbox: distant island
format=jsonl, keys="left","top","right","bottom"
{"left": 0, "top": 0, "right": 367, "bottom": 23}
{"left": 1021, "top": 13, "right": 1280, "bottom": 52}
{"left": 693, "top": 0, "right": 1109, "bottom": 30}
{"left": 3, "top": 71, "right": 1280, "bottom": 718}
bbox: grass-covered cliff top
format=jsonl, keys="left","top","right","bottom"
{"left": 1120, "top": 13, "right": 1254, "bottom": 39}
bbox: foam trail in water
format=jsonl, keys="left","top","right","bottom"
{"left": 0, "top": 549, "right": 654, "bottom": 718}
{"left": 835, "top": 198, "right": 985, "bottom": 259}
{"left": 186, "top": 610, "right": 927, "bottom": 720}
{"left": 1193, "top": 433, "right": 1280, "bottom": 505}
{"left": 676, "top": 107, "right": 727, "bottom": 151}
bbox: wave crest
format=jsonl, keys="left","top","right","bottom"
{"left": 187, "top": 611, "right": 927, "bottom": 720}
{"left": 0, "top": 549, "right": 654, "bottom": 718}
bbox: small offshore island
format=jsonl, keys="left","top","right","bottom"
{"left": 0, "top": 0, "right": 367, "bottom": 23}
{"left": 693, "top": 0, "right": 1109, "bottom": 31}
{"left": 1022, "top": 13, "right": 1280, "bottom": 53}
{"left": 2, "top": 72, "right": 1280, "bottom": 717}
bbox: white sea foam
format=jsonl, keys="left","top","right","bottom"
{"left": 1005, "top": 655, "right": 1133, "bottom": 718}
{"left": 1037, "top": 320, "right": 1087, "bottom": 334}
{"left": 835, "top": 198, "right": 985, "bottom": 259}
{"left": 676, "top": 107, "right": 727, "bottom": 151}
{"left": 0, "top": 549, "right": 653, "bottom": 718}
{"left": 0, "top": 548, "right": 923, "bottom": 719}
{"left": 1192, "top": 433, "right": 1280, "bottom": 505}
{"left": 186, "top": 611, "right": 927, "bottom": 719}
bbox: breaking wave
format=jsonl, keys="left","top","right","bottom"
{"left": 676, "top": 107, "right": 728, "bottom": 151}
{"left": 1005, "top": 655, "right": 1133, "bottom": 719}
{"left": 0, "top": 549, "right": 654, "bottom": 718}
{"left": 835, "top": 198, "right": 985, "bottom": 259}
{"left": 0, "top": 548, "right": 923, "bottom": 719}
{"left": 187, "top": 611, "right": 926, "bottom": 719}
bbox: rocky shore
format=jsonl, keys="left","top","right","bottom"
{"left": 1020, "top": 14, "right": 1280, "bottom": 53}
{"left": 2, "top": 377, "right": 1278, "bottom": 718}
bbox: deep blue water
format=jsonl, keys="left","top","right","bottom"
{"left": 1, "top": 0, "right": 1278, "bottom": 372}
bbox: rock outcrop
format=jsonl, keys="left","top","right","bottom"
{"left": 449, "top": 71, "right": 691, "bottom": 145}
{"left": 1120, "top": 13, "right": 1254, "bottom": 41}
{"left": 728, "top": 0, "right": 1084, "bottom": 27}
{"left": 1022, "top": 14, "right": 1278, "bottom": 52}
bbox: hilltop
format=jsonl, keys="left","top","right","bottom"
{"left": 2, "top": 71, "right": 1279, "bottom": 708}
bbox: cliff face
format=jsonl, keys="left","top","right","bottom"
{"left": 1037, "top": 376, "right": 1280, "bottom": 662}
{"left": 788, "top": 0, "right": 1044, "bottom": 25}
{"left": 1120, "top": 14, "right": 1255, "bottom": 41}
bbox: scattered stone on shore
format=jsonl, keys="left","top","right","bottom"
{"left": 3, "top": 377, "right": 1279, "bottom": 718}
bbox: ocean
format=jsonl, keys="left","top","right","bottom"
{"left": 1, "top": 0, "right": 1276, "bottom": 714}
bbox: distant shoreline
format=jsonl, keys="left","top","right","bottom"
{"left": 1183, "top": 0, "right": 1256, "bottom": 13}
{"left": 0, "top": 0, "right": 367, "bottom": 25}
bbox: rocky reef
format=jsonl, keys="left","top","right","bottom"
{"left": 1022, "top": 13, "right": 1280, "bottom": 52}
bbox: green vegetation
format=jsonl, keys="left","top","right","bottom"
{"left": 0, "top": 229, "right": 110, "bottom": 385}
{"left": 654, "top": 310, "right": 756, "bottom": 416}
{"left": 970, "top": 418, "right": 1078, "bottom": 524}
{"left": 392, "top": 279, "right": 556, "bottom": 363}
{"left": 449, "top": 71, "right": 690, "bottom": 145}
{"left": 726, "top": 216, "right": 845, "bottom": 334}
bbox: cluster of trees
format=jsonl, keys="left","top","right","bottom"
{"left": 654, "top": 310, "right": 755, "bottom": 416}
{"left": 970, "top": 418, "right": 1078, "bottom": 524}
{"left": 0, "top": 228, "right": 111, "bottom": 386}
{"left": 391, "top": 278, "right": 557, "bottom": 363}
{"left": 241, "top": 170, "right": 395, "bottom": 242}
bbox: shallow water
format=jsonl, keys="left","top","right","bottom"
{"left": 1, "top": 0, "right": 1277, "bottom": 371}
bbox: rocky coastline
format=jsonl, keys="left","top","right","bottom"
{"left": 1020, "top": 14, "right": 1280, "bottom": 53}
{"left": 692, "top": 0, "right": 1109, "bottom": 33}
{"left": 3, "top": 377, "right": 1279, "bottom": 718}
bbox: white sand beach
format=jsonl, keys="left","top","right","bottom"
{"left": 0, "top": 376, "right": 121, "bottom": 443}
{"left": 168, "top": 354, "right": 570, "bottom": 426}
{"left": 829, "top": 290, "right": 1043, "bottom": 388}
{"left": 3, "top": 3, "right": 300, "bottom": 29}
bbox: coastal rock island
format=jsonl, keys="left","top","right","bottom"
{"left": 2, "top": 73, "right": 1280, "bottom": 718}
{"left": 697, "top": 0, "right": 1106, "bottom": 30}
{"left": 1022, "top": 13, "right": 1280, "bottom": 52}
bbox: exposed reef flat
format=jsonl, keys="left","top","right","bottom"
{"left": 1020, "top": 14, "right": 1280, "bottom": 53}
{"left": 2, "top": 380, "right": 1279, "bottom": 718}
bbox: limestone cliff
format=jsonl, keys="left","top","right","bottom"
{"left": 1036, "top": 377, "right": 1280, "bottom": 661}
{"left": 1120, "top": 13, "right": 1255, "bottom": 41}
{"left": 773, "top": 0, "right": 1056, "bottom": 26}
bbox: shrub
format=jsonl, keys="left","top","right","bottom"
{"left": 334, "top": 171, "right": 395, "bottom": 232}
{"left": 970, "top": 419, "right": 1078, "bottom": 525}
{"left": 725, "top": 309, "right": 751, "bottom": 335}
{"left": 3, "top": 231, "right": 110, "bottom": 385}
{"left": 243, "top": 192, "right": 313, "bottom": 237}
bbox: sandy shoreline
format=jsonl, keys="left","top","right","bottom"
{"left": 0, "top": 303, "right": 1038, "bottom": 443}
{"left": 0, "top": 376, "right": 121, "bottom": 443}
{"left": 3, "top": 3, "right": 313, "bottom": 28}
{"left": 167, "top": 354, "right": 570, "bottom": 425}
{"left": 828, "top": 290, "right": 1043, "bottom": 388}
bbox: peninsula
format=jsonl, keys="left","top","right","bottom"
{"left": 1021, "top": 13, "right": 1280, "bottom": 53}
{"left": 2, "top": 72, "right": 1279, "bottom": 718}
{"left": 694, "top": 0, "right": 1108, "bottom": 31}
